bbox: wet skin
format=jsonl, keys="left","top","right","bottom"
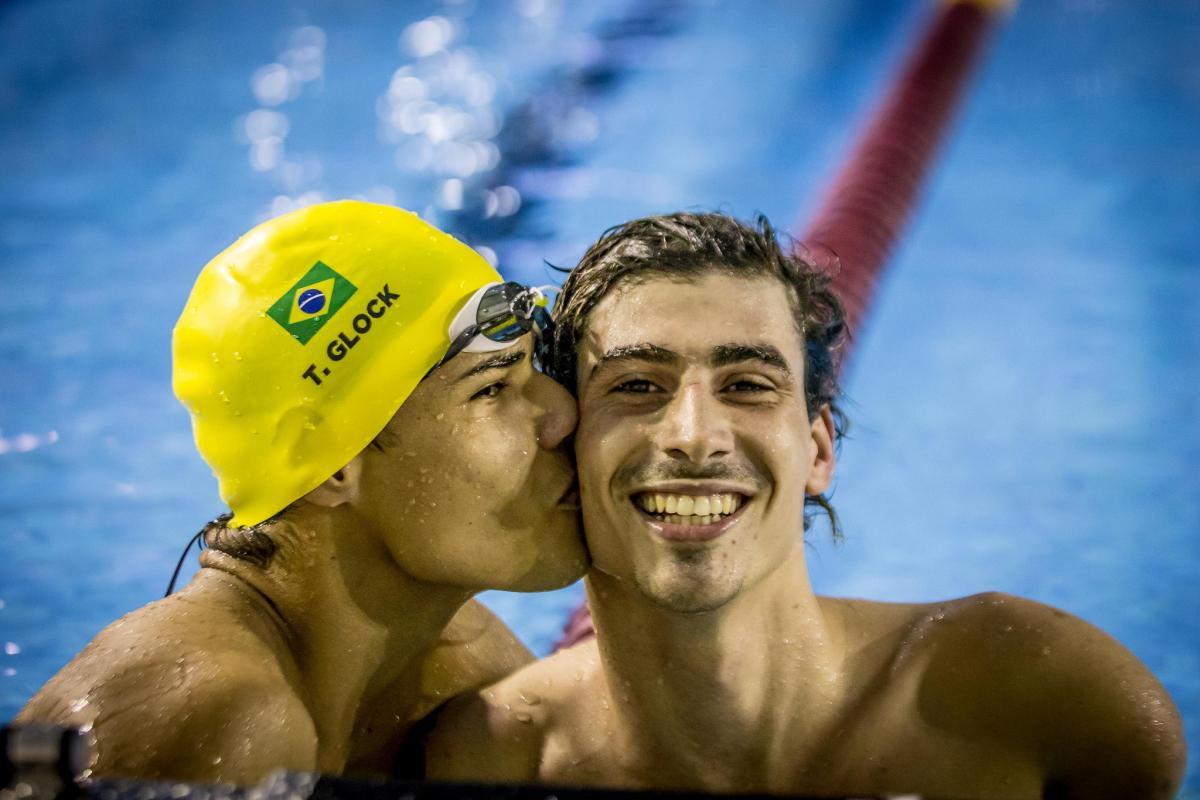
{"left": 427, "top": 272, "right": 1186, "bottom": 799}
{"left": 359, "top": 336, "right": 585, "bottom": 592}
{"left": 18, "top": 337, "right": 589, "bottom": 783}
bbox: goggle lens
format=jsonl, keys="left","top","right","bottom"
{"left": 432, "top": 282, "right": 554, "bottom": 371}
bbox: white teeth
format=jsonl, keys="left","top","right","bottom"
{"left": 635, "top": 492, "right": 745, "bottom": 523}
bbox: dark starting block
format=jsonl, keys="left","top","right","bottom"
{"left": 2, "top": 724, "right": 931, "bottom": 800}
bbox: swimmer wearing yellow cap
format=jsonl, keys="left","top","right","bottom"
{"left": 17, "top": 201, "right": 588, "bottom": 783}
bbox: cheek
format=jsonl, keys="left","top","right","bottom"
{"left": 576, "top": 418, "right": 623, "bottom": 497}
{"left": 443, "top": 419, "right": 531, "bottom": 498}
{"left": 758, "top": 412, "right": 812, "bottom": 466}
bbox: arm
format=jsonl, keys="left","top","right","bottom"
{"left": 1022, "top": 607, "right": 1185, "bottom": 798}
{"left": 18, "top": 621, "right": 317, "bottom": 784}
{"left": 414, "top": 599, "right": 533, "bottom": 718}
{"left": 420, "top": 603, "right": 545, "bottom": 781}
{"left": 94, "top": 672, "right": 317, "bottom": 784}
{"left": 424, "top": 685, "right": 544, "bottom": 783}
{"left": 924, "top": 593, "right": 1186, "bottom": 799}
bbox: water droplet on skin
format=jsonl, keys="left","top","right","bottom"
{"left": 519, "top": 690, "right": 542, "bottom": 705}
{"left": 514, "top": 711, "right": 532, "bottom": 723}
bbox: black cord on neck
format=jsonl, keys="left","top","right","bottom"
{"left": 164, "top": 522, "right": 211, "bottom": 597}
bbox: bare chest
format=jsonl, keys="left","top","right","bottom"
{"left": 536, "top": 669, "right": 1044, "bottom": 798}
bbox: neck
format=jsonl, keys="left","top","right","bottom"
{"left": 195, "top": 507, "right": 472, "bottom": 767}
{"left": 587, "top": 544, "right": 845, "bottom": 791}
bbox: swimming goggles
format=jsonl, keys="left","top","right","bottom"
{"left": 433, "top": 281, "right": 555, "bottom": 370}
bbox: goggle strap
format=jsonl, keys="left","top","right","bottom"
{"left": 434, "top": 322, "right": 483, "bottom": 370}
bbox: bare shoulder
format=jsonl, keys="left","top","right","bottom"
{"left": 18, "top": 595, "right": 315, "bottom": 783}
{"left": 915, "top": 592, "right": 1186, "bottom": 798}
{"left": 426, "top": 638, "right": 600, "bottom": 782}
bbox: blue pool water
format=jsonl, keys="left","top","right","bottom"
{"left": 1, "top": 0, "right": 1197, "bottom": 792}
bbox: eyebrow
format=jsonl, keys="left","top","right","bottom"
{"left": 458, "top": 349, "right": 525, "bottom": 381}
{"left": 593, "top": 343, "right": 680, "bottom": 373}
{"left": 710, "top": 343, "right": 793, "bottom": 377}
{"left": 591, "top": 342, "right": 792, "bottom": 378}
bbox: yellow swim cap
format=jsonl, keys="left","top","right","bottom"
{"left": 173, "top": 200, "right": 501, "bottom": 527}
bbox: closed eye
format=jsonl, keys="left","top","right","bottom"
{"left": 470, "top": 381, "right": 507, "bottom": 401}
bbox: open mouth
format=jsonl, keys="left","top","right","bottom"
{"left": 633, "top": 491, "right": 744, "bottom": 527}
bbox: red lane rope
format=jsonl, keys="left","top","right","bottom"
{"left": 554, "top": 1, "right": 1008, "bottom": 652}
{"left": 803, "top": 0, "right": 1001, "bottom": 347}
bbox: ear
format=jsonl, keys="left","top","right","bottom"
{"left": 805, "top": 405, "right": 836, "bottom": 496}
{"left": 303, "top": 455, "right": 364, "bottom": 509}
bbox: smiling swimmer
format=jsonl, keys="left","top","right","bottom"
{"left": 427, "top": 211, "right": 1186, "bottom": 800}
{"left": 17, "top": 201, "right": 587, "bottom": 783}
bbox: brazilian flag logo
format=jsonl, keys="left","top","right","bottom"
{"left": 266, "top": 261, "right": 358, "bottom": 345}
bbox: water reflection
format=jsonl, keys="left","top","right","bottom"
{"left": 232, "top": 2, "right": 684, "bottom": 267}
{"left": 238, "top": 25, "right": 329, "bottom": 214}
{"left": 0, "top": 430, "right": 59, "bottom": 455}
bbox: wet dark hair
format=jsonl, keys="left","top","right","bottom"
{"left": 202, "top": 512, "right": 278, "bottom": 567}
{"left": 550, "top": 211, "right": 849, "bottom": 540}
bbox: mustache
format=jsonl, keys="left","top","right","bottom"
{"left": 618, "top": 459, "right": 765, "bottom": 490}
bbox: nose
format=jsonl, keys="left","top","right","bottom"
{"left": 655, "top": 381, "right": 733, "bottom": 463}
{"left": 529, "top": 371, "right": 579, "bottom": 450}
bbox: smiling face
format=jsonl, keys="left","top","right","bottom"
{"left": 353, "top": 337, "right": 587, "bottom": 592}
{"left": 575, "top": 272, "right": 834, "bottom": 612}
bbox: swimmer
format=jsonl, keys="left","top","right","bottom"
{"left": 16, "top": 202, "right": 587, "bottom": 783}
{"left": 427, "top": 212, "right": 1186, "bottom": 799}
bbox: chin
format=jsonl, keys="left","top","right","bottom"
{"left": 504, "top": 526, "right": 589, "bottom": 592}
{"left": 634, "top": 560, "right": 744, "bottom": 614}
